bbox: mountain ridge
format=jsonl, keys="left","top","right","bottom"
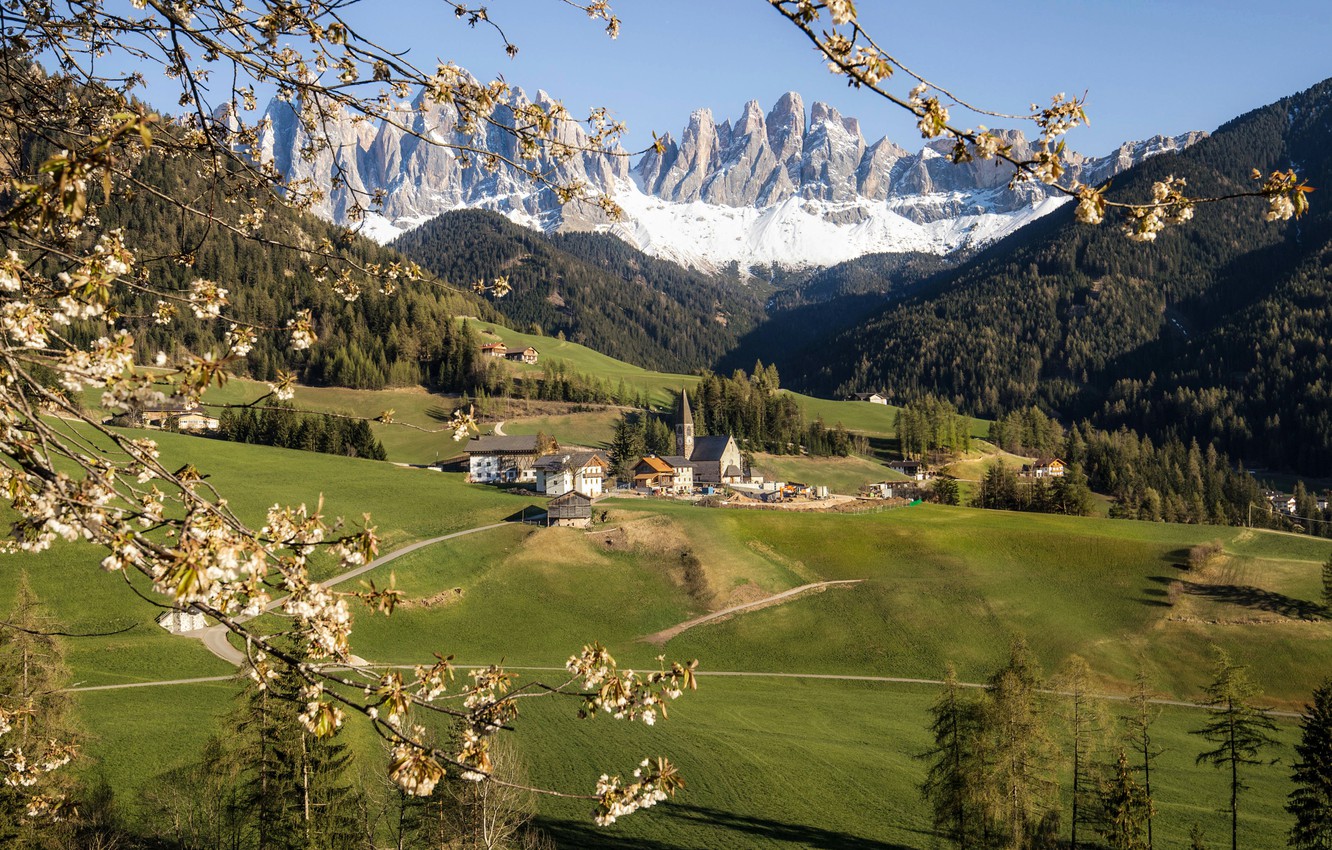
{"left": 255, "top": 75, "right": 1203, "bottom": 271}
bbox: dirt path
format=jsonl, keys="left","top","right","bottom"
{"left": 183, "top": 522, "right": 509, "bottom": 665}
{"left": 64, "top": 665, "right": 1302, "bottom": 718}
{"left": 640, "top": 580, "right": 864, "bottom": 645}
{"left": 492, "top": 420, "right": 506, "bottom": 436}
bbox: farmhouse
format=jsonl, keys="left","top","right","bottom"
{"left": 504, "top": 346, "right": 539, "bottom": 364}
{"left": 534, "top": 451, "right": 606, "bottom": 498}
{"left": 176, "top": 411, "right": 221, "bottom": 431}
{"left": 674, "top": 389, "right": 744, "bottom": 484}
{"left": 120, "top": 398, "right": 218, "bottom": 431}
{"left": 479, "top": 342, "right": 508, "bottom": 358}
{"left": 850, "top": 392, "right": 888, "bottom": 405}
{"left": 157, "top": 607, "right": 207, "bottom": 634}
{"left": 888, "top": 459, "right": 929, "bottom": 480}
{"left": 546, "top": 491, "right": 593, "bottom": 528}
{"left": 1024, "top": 458, "right": 1067, "bottom": 479}
{"left": 633, "top": 455, "right": 694, "bottom": 494}
{"left": 465, "top": 434, "right": 549, "bottom": 484}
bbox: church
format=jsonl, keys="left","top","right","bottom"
{"left": 673, "top": 388, "right": 745, "bottom": 485}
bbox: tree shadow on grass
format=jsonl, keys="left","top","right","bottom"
{"left": 1138, "top": 577, "right": 1173, "bottom": 607}
{"left": 1141, "top": 573, "right": 1326, "bottom": 619}
{"left": 538, "top": 804, "right": 920, "bottom": 850}
{"left": 1181, "top": 582, "right": 1325, "bottom": 619}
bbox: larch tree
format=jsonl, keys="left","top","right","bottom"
{"left": 0, "top": 575, "right": 78, "bottom": 843}
{"left": 1056, "top": 654, "right": 1109, "bottom": 849}
{"left": 1125, "top": 667, "right": 1162, "bottom": 850}
{"left": 980, "top": 638, "right": 1060, "bottom": 850}
{"left": 1192, "top": 648, "right": 1280, "bottom": 850}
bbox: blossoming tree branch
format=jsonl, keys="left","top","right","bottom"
{"left": 768, "top": 0, "right": 1312, "bottom": 239}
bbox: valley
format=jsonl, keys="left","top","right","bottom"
{"left": 19, "top": 421, "right": 1328, "bottom": 848}
{"left": 6, "top": 6, "right": 1332, "bottom": 849}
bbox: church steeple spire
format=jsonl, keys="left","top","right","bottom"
{"left": 675, "top": 388, "right": 694, "bottom": 459}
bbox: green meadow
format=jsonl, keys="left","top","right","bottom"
{"left": 7, "top": 424, "right": 1329, "bottom": 848}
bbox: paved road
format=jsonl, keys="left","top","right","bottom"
{"left": 641, "top": 580, "right": 864, "bottom": 645}
{"left": 185, "top": 522, "right": 509, "bottom": 665}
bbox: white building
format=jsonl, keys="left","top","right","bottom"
{"left": 534, "top": 451, "right": 606, "bottom": 498}
{"left": 465, "top": 434, "right": 545, "bottom": 484}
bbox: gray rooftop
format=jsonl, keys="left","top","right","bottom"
{"left": 690, "top": 435, "right": 734, "bottom": 462}
{"left": 466, "top": 434, "right": 541, "bottom": 454}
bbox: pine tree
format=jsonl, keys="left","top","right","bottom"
{"left": 1095, "top": 749, "right": 1151, "bottom": 850}
{"left": 933, "top": 476, "right": 961, "bottom": 506}
{"left": 1287, "top": 679, "right": 1332, "bottom": 850}
{"left": 232, "top": 670, "right": 365, "bottom": 849}
{"left": 1192, "top": 648, "right": 1280, "bottom": 850}
{"left": 1321, "top": 551, "right": 1332, "bottom": 613}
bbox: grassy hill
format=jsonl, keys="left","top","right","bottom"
{"left": 26, "top": 414, "right": 1329, "bottom": 849}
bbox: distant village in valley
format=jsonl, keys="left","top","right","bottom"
{"left": 102, "top": 345, "right": 1330, "bottom": 535}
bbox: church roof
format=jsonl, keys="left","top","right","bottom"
{"left": 677, "top": 388, "right": 693, "bottom": 427}
{"left": 690, "top": 435, "right": 734, "bottom": 462}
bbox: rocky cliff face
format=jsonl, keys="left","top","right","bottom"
{"left": 256, "top": 77, "right": 1203, "bottom": 269}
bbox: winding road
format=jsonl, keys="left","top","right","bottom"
{"left": 184, "top": 522, "right": 508, "bottom": 665}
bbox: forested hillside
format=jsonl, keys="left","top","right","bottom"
{"left": 392, "top": 211, "right": 766, "bottom": 373}
{"left": 720, "top": 251, "right": 957, "bottom": 376}
{"left": 95, "top": 148, "right": 502, "bottom": 391}
{"left": 791, "top": 77, "right": 1332, "bottom": 475}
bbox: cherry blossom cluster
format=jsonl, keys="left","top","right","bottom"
{"left": 0, "top": 0, "right": 708, "bottom": 824}
{"left": 567, "top": 644, "right": 698, "bottom": 725}
{"left": 592, "top": 758, "right": 684, "bottom": 826}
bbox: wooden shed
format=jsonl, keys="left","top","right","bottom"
{"left": 547, "top": 491, "right": 593, "bottom": 528}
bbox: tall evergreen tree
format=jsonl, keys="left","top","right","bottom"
{"left": 1095, "top": 749, "right": 1151, "bottom": 850}
{"left": 1321, "top": 551, "right": 1332, "bottom": 612}
{"left": 1288, "top": 679, "right": 1332, "bottom": 850}
{"left": 920, "top": 664, "right": 987, "bottom": 848}
{"left": 1125, "top": 668, "right": 1161, "bottom": 850}
{"left": 233, "top": 670, "right": 365, "bottom": 850}
{"left": 1193, "top": 648, "right": 1280, "bottom": 850}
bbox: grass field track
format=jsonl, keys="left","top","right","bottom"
{"left": 642, "top": 579, "right": 865, "bottom": 644}
{"left": 193, "top": 520, "right": 511, "bottom": 665}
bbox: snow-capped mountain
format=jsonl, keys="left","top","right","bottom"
{"left": 255, "top": 77, "right": 1203, "bottom": 271}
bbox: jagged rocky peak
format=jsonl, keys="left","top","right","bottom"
{"left": 766, "top": 91, "right": 805, "bottom": 167}
{"left": 253, "top": 68, "right": 1206, "bottom": 269}
{"left": 255, "top": 73, "right": 630, "bottom": 236}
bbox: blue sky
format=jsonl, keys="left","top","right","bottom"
{"left": 132, "top": 0, "right": 1332, "bottom": 157}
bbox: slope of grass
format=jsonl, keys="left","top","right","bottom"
{"left": 12, "top": 431, "right": 1325, "bottom": 849}
{"left": 750, "top": 451, "right": 905, "bottom": 494}
{"left": 519, "top": 677, "right": 1300, "bottom": 850}
{"left": 0, "top": 427, "right": 519, "bottom": 687}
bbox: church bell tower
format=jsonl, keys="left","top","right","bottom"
{"left": 675, "top": 388, "right": 694, "bottom": 459}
